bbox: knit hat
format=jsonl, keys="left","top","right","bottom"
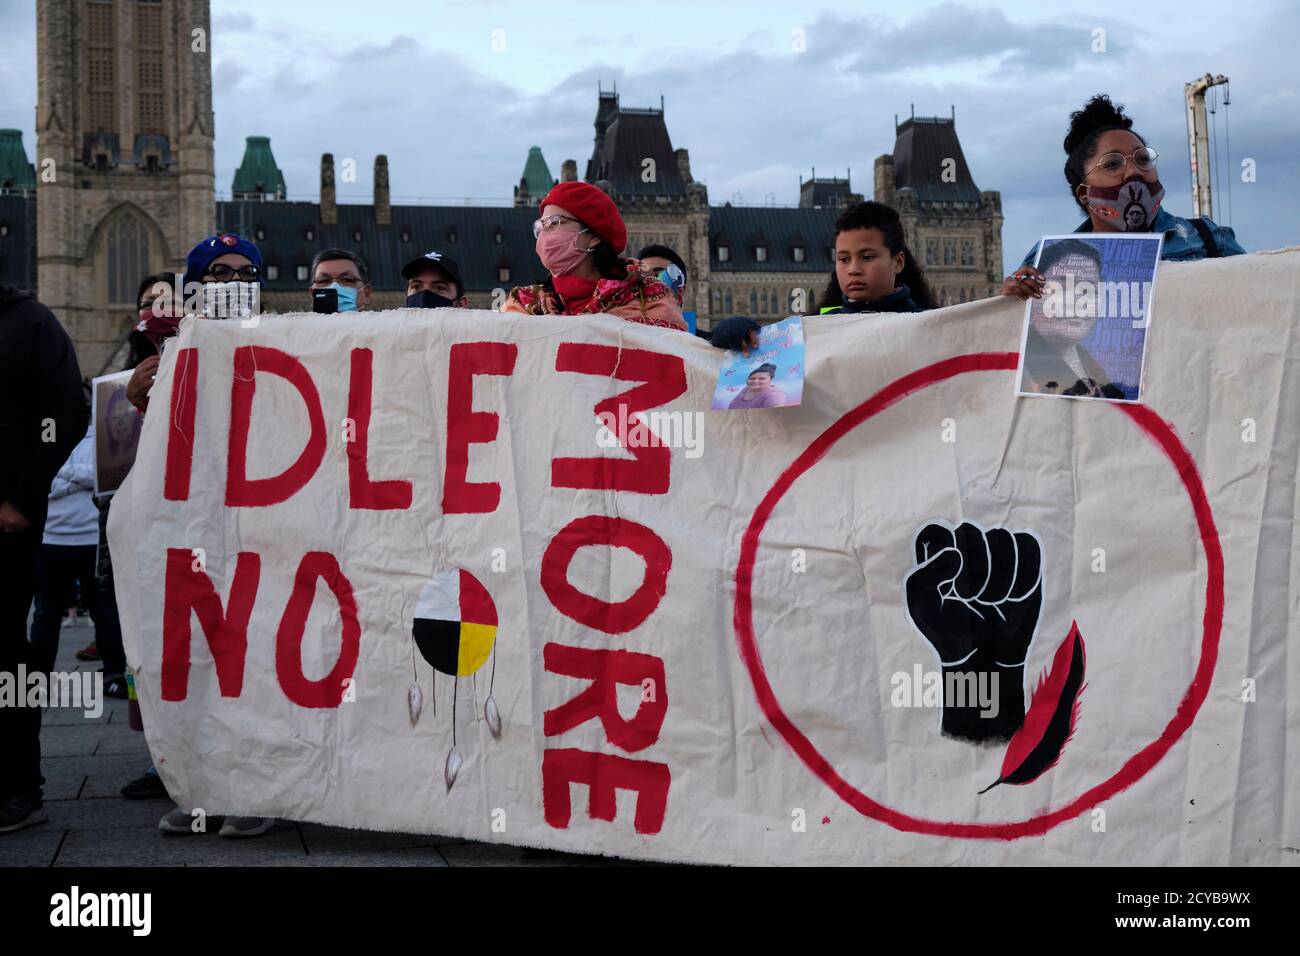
{"left": 538, "top": 181, "right": 627, "bottom": 252}
{"left": 184, "top": 233, "right": 263, "bottom": 286}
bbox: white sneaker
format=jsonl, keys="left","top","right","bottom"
{"left": 219, "top": 816, "right": 274, "bottom": 838}
{"left": 158, "top": 807, "right": 201, "bottom": 835}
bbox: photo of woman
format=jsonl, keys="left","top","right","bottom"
{"left": 727, "top": 363, "right": 788, "bottom": 409}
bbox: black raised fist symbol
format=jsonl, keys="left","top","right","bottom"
{"left": 904, "top": 520, "right": 1043, "bottom": 742}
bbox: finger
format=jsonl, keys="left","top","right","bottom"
{"left": 905, "top": 546, "right": 964, "bottom": 605}
{"left": 952, "top": 522, "right": 990, "bottom": 600}
{"left": 1008, "top": 531, "right": 1042, "bottom": 600}
{"left": 980, "top": 527, "right": 1017, "bottom": 603}
{"left": 913, "top": 522, "right": 954, "bottom": 565}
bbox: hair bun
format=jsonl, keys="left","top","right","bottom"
{"left": 1064, "top": 94, "right": 1132, "bottom": 156}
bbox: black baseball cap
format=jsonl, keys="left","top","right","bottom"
{"left": 400, "top": 251, "right": 464, "bottom": 296}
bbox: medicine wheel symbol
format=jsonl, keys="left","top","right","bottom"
{"left": 408, "top": 569, "right": 502, "bottom": 790}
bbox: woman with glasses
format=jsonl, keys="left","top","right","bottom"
{"left": 1004, "top": 94, "right": 1245, "bottom": 300}
{"left": 504, "top": 181, "right": 687, "bottom": 330}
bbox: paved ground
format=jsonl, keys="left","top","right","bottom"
{"left": 3, "top": 618, "right": 631, "bottom": 867}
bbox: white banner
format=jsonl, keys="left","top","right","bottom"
{"left": 108, "top": 248, "right": 1300, "bottom": 865}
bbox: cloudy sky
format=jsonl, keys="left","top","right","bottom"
{"left": 1, "top": 0, "right": 1295, "bottom": 272}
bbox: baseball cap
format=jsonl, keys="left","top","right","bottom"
{"left": 400, "top": 250, "right": 464, "bottom": 296}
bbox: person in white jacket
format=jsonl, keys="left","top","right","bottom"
{"left": 27, "top": 420, "right": 126, "bottom": 696}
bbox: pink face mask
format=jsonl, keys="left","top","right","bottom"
{"left": 535, "top": 227, "right": 593, "bottom": 276}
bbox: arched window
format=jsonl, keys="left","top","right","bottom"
{"left": 106, "top": 213, "right": 149, "bottom": 306}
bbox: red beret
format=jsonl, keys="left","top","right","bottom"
{"left": 539, "top": 181, "right": 627, "bottom": 252}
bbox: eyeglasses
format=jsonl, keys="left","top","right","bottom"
{"left": 532, "top": 214, "right": 583, "bottom": 238}
{"left": 1086, "top": 146, "right": 1159, "bottom": 179}
{"left": 311, "top": 273, "right": 363, "bottom": 288}
{"left": 204, "top": 264, "right": 261, "bottom": 281}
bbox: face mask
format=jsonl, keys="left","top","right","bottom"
{"left": 406, "top": 290, "right": 457, "bottom": 309}
{"left": 655, "top": 264, "right": 685, "bottom": 300}
{"left": 136, "top": 307, "right": 182, "bottom": 349}
{"left": 327, "top": 283, "right": 359, "bottom": 312}
{"left": 535, "top": 227, "right": 593, "bottom": 276}
{"left": 200, "top": 281, "right": 260, "bottom": 320}
{"left": 1085, "top": 174, "right": 1165, "bottom": 232}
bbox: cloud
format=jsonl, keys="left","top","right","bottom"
{"left": 2, "top": 0, "right": 1295, "bottom": 279}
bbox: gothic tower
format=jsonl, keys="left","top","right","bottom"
{"left": 36, "top": 0, "right": 215, "bottom": 374}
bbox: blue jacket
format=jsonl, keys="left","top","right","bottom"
{"left": 1020, "top": 209, "right": 1245, "bottom": 268}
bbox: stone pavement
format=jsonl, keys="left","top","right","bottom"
{"left": 3, "top": 618, "right": 638, "bottom": 867}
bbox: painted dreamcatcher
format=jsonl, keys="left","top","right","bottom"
{"left": 408, "top": 568, "right": 502, "bottom": 789}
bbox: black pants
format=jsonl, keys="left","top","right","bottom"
{"left": 28, "top": 542, "right": 125, "bottom": 676}
{"left": 0, "top": 528, "right": 44, "bottom": 798}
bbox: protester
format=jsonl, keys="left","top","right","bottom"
{"left": 126, "top": 233, "right": 262, "bottom": 411}
{"left": 504, "top": 181, "right": 687, "bottom": 329}
{"left": 403, "top": 250, "right": 469, "bottom": 309}
{"left": 637, "top": 243, "right": 688, "bottom": 308}
{"left": 309, "top": 248, "right": 372, "bottom": 312}
{"left": 711, "top": 201, "right": 934, "bottom": 352}
{"left": 27, "top": 405, "right": 128, "bottom": 696}
{"left": 123, "top": 273, "right": 180, "bottom": 413}
{"left": 0, "top": 285, "right": 88, "bottom": 834}
{"left": 115, "top": 247, "right": 277, "bottom": 838}
{"left": 1004, "top": 94, "right": 1246, "bottom": 300}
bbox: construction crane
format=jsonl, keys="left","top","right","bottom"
{"left": 1184, "top": 73, "right": 1230, "bottom": 219}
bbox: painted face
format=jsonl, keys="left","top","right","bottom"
{"left": 1030, "top": 253, "right": 1103, "bottom": 345}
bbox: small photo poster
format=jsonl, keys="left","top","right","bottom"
{"left": 713, "top": 315, "right": 805, "bottom": 411}
{"left": 1016, "top": 233, "right": 1163, "bottom": 402}
{"left": 92, "top": 369, "right": 143, "bottom": 496}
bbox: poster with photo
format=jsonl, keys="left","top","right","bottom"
{"left": 1016, "top": 233, "right": 1163, "bottom": 402}
{"left": 92, "top": 369, "right": 143, "bottom": 496}
{"left": 712, "top": 314, "right": 805, "bottom": 410}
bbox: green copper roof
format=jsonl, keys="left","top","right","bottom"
{"left": 521, "top": 145, "right": 554, "bottom": 198}
{"left": 231, "top": 135, "right": 286, "bottom": 198}
{"left": 0, "top": 129, "right": 37, "bottom": 191}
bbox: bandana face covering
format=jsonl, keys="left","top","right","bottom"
{"left": 1085, "top": 174, "right": 1165, "bottom": 231}
{"left": 136, "top": 308, "right": 182, "bottom": 350}
{"left": 200, "top": 280, "right": 260, "bottom": 320}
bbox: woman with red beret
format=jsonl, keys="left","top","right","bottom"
{"left": 505, "top": 181, "right": 687, "bottom": 330}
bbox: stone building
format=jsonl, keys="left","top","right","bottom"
{"left": 873, "top": 113, "right": 1004, "bottom": 305}
{"left": 33, "top": 0, "right": 215, "bottom": 374}
{"left": 6, "top": 2, "right": 1004, "bottom": 369}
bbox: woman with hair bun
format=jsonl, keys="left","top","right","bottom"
{"left": 1003, "top": 93, "right": 1245, "bottom": 300}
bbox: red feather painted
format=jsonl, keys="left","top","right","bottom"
{"left": 980, "top": 622, "right": 1086, "bottom": 793}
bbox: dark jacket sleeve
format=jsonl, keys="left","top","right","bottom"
{"left": 0, "top": 298, "right": 89, "bottom": 526}
{"left": 710, "top": 316, "right": 760, "bottom": 351}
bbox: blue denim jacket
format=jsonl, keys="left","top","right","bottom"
{"left": 1020, "top": 209, "right": 1245, "bottom": 268}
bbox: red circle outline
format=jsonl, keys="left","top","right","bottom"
{"left": 733, "top": 352, "right": 1224, "bottom": 839}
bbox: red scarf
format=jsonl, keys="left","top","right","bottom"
{"left": 553, "top": 273, "right": 598, "bottom": 314}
